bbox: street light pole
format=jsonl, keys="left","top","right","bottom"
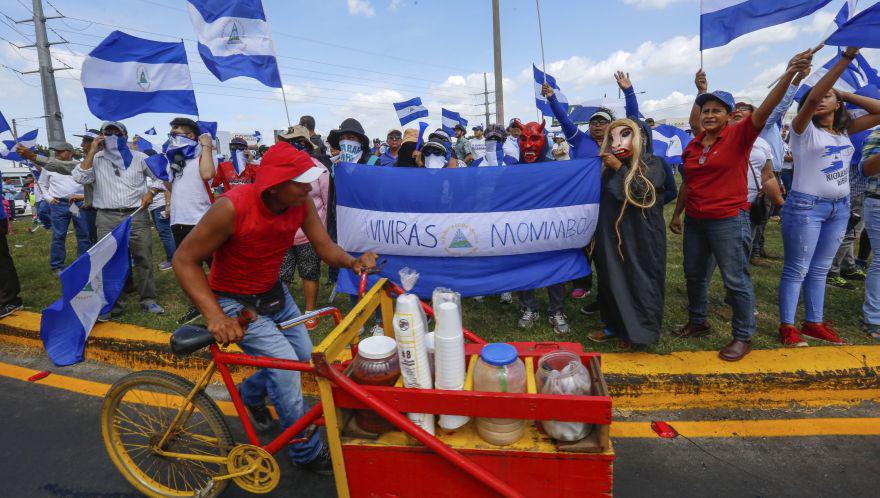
{"left": 492, "top": 0, "right": 504, "bottom": 126}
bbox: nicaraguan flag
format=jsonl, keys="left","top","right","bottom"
{"left": 144, "top": 127, "right": 157, "bottom": 135}
{"left": 40, "top": 216, "right": 132, "bottom": 366}
{"left": 81, "top": 31, "right": 198, "bottom": 120}
{"left": 700, "top": 0, "right": 833, "bottom": 50}
{"left": 833, "top": 0, "right": 858, "bottom": 28}
{"left": 254, "top": 130, "right": 261, "bottom": 143}
{"left": 394, "top": 97, "right": 429, "bottom": 126}
{"left": 795, "top": 51, "right": 880, "bottom": 109}
{"left": 231, "top": 148, "right": 247, "bottom": 174}
{"left": 534, "top": 65, "right": 568, "bottom": 116}
{"left": 187, "top": 0, "right": 282, "bottom": 88}
{"left": 651, "top": 125, "right": 691, "bottom": 165}
{"left": 103, "top": 134, "right": 134, "bottom": 170}
{"left": 1, "top": 129, "right": 39, "bottom": 161}
{"left": 136, "top": 136, "right": 155, "bottom": 153}
{"left": 334, "top": 159, "right": 601, "bottom": 297}
{"left": 0, "top": 110, "right": 10, "bottom": 135}
{"left": 826, "top": 1, "right": 880, "bottom": 48}
{"left": 441, "top": 108, "right": 467, "bottom": 136}
{"left": 197, "top": 120, "right": 217, "bottom": 139}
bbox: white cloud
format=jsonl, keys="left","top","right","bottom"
{"left": 803, "top": 11, "right": 835, "bottom": 34}
{"left": 621, "top": 0, "right": 688, "bottom": 9}
{"left": 347, "top": 0, "right": 375, "bottom": 17}
{"left": 388, "top": 0, "right": 404, "bottom": 11}
{"left": 640, "top": 91, "right": 695, "bottom": 118}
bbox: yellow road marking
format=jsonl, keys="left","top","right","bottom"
{"left": 3, "top": 361, "right": 880, "bottom": 439}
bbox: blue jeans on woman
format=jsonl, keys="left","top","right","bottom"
{"left": 683, "top": 210, "right": 755, "bottom": 341}
{"left": 779, "top": 191, "right": 849, "bottom": 325}
{"left": 862, "top": 197, "right": 880, "bottom": 328}
{"left": 49, "top": 200, "right": 91, "bottom": 270}
{"left": 149, "top": 207, "right": 175, "bottom": 262}
{"left": 217, "top": 286, "right": 322, "bottom": 464}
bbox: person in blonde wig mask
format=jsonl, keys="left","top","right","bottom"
{"left": 588, "top": 118, "right": 668, "bottom": 349}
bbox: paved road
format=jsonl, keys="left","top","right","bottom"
{"left": 4, "top": 374, "right": 880, "bottom": 497}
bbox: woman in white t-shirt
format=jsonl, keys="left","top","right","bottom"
{"left": 779, "top": 46, "right": 880, "bottom": 347}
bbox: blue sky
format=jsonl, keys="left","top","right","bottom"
{"left": 0, "top": 0, "right": 876, "bottom": 163}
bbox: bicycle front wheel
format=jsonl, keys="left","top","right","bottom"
{"left": 101, "top": 370, "right": 234, "bottom": 498}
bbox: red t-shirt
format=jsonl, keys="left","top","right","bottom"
{"left": 212, "top": 161, "right": 257, "bottom": 192}
{"left": 209, "top": 184, "right": 306, "bottom": 295}
{"left": 681, "top": 118, "right": 760, "bottom": 219}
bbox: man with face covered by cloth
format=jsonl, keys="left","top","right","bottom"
{"left": 591, "top": 119, "right": 668, "bottom": 348}
{"left": 512, "top": 119, "right": 571, "bottom": 334}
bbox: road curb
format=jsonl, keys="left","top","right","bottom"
{"left": 3, "top": 311, "right": 879, "bottom": 407}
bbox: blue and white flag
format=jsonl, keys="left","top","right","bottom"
{"left": 254, "top": 130, "right": 262, "bottom": 143}
{"left": 40, "top": 216, "right": 132, "bottom": 366}
{"left": 415, "top": 121, "right": 429, "bottom": 150}
{"left": 145, "top": 136, "right": 200, "bottom": 181}
{"left": 0, "top": 110, "right": 10, "bottom": 135}
{"left": 441, "top": 108, "right": 467, "bottom": 136}
{"left": 534, "top": 65, "right": 568, "bottom": 117}
{"left": 394, "top": 97, "right": 429, "bottom": 126}
{"left": 334, "top": 159, "right": 601, "bottom": 297}
{"left": 197, "top": 120, "right": 218, "bottom": 139}
{"left": 826, "top": 1, "right": 880, "bottom": 48}
{"left": 186, "top": 0, "right": 282, "bottom": 88}
{"left": 230, "top": 147, "right": 248, "bottom": 174}
{"left": 832, "top": 0, "right": 858, "bottom": 29}
{"left": 700, "top": 0, "right": 833, "bottom": 50}
{"left": 0, "top": 129, "right": 39, "bottom": 161}
{"left": 144, "top": 127, "right": 157, "bottom": 135}
{"left": 136, "top": 136, "right": 155, "bottom": 153}
{"left": 103, "top": 134, "right": 134, "bottom": 170}
{"left": 795, "top": 51, "right": 880, "bottom": 113}
{"left": 81, "top": 31, "right": 198, "bottom": 120}
{"left": 651, "top": 125, "right": 691, "bottom": 165}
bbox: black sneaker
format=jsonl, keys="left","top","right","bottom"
{"left": 176, "top": 305, "right": 201, "bottom": 324}
{"left": 841, "top": 268, "right": 867, "bottom": 281}
{"left": 294, "top": 444, "right": 333, "bottom": 476}
{"left": 237, "top": 387, "right": 275, "bottom": 432}
{"left": 579, "top": 300, "right": 600, "bottom": 315}
{"left": 827, "top": 275, "right": 856, "bottom": 290}
{"left": 0, "top": 303, "right": 23, "bottom": 319}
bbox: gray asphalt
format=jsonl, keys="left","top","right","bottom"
{"left": 1, "top": 345, "right": 879, "bottom": 497}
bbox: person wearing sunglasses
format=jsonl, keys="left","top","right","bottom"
{"left": 213, "top": 137, "right": 258, "bottom": 193}
{"left": 669, "top": 49, "right": 813, "bottom": 362}
{"left": 378, "top": 129, "right": 403, "bottom": 166}
{"left": 72, "top": 121, "right": 164, "bottom": 319}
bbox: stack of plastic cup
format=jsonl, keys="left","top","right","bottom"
{"left": 392, "top": 293, "right": 435, "bottom": 435}
{"left": 434, "top": 301, "right": 470, "bottom": 430}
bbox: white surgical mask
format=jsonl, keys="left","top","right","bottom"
{"left": 424, "top": 154, "right": 446, "bottom": 169}
{"left": 339, "top": 139, "right": 363, "bottom": 163}
{"left": 483, "top": 140, "right": 500, "bottom": 166}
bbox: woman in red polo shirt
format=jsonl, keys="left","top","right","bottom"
{"left": 669, "top": 50, "right": 812, "bottom": 362}
{"left": 778, "top": 46, "right": 880, "bottom": 347}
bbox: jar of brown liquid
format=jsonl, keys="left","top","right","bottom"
{"left": 350, "top": 335, "right": 400, "bottom": 434}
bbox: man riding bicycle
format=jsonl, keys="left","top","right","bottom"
{"left": 173, "top": 142, "right": 377, "bottom": 474}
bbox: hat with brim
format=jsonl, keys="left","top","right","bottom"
{"left": 278, "top": 125, "right": 315, "bottom": 151}
{"left": 50, "top": 141, "right": 74, "bottom": 152}
{"left": 472, "top": 125, "right": 484, "bottom": 131}
{"left": 291, "top": 165, "right": 324, "bottom": 184}
{"left": 401, "top": 127, "right": 419, "bottom": 144}
{"left": 428, "top": 129, "right": 451, "bottom": 143}
{"left": 421, "top": 140, "right": 447, "bottom": 156}
{"left": 453, "top": 123, "right": 466, "bottom": 132}
{"left": 327, "top": 118, "right": 370, "bottom": 152}
{"left": 74, "top": 129, "right": 100, "bottom": 140}
{"left": 695, "top": 90, "right": 735, "bottom": 112}
{"left": 589, "top": 111, "right": 613, "bottom": 123}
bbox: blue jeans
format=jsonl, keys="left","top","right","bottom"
{"left": 779, "top": 191, "right": 849, "bottom": 324}
{"left": 36, "top": 200, "right": 52, "bottom": 229}
{"left": 683, "top": 211, "right": 755, "bottom": 341}
{"left": 49, "top": 200, "right": 91, "bottom": 270}
{"left": 863, "top": 197, "right": 880, "bottom": 327}
{"left": 150, "top": 207, "right": 175, "bottom": 261}
{"left": 217, "top": 286, "right": 321, "bottom": 464}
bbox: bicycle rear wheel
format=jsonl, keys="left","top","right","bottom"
{"left": 101, "top": 370, "right": 234, "bottom": 498}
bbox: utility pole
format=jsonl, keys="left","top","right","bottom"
{"left": 482, "top": 72, "right": 491, "bottom": 127}
{"left": 492, "top": 0, "right": 504, "bottom": 125}
{"left": 17, "top": 0, "right": 67, "bottom": 143}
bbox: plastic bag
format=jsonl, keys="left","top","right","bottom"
{"left": 399, "top": 267, "right": 420, "bottom": 292}
{"left": 536, "top": 352, "right": 593, "bottom": 442}
{"left": 432, "top": 287, "right": 462, "bottom": 324}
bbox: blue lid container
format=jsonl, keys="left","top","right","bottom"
{"left": 479, "top": 343, "right": 518, "bottom": 367}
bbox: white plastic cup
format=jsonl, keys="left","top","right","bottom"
{"left": 394, "top": 293, "right": 434, "bottom": 431}
{"left": 432, "top": 301, "right": 469, "bottom": 429}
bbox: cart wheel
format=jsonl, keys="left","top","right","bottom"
{"left": 101, "top": 370, "right": 234, "bottom": 497}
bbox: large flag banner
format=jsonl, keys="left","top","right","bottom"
{"left": 334, "top": 159, "right": 601, "bottom": 297}
{"left": 0, "top": 129, "right": 39, "bottom": 161}
{"left": 81, "top": 31, "right": 198, "bottom": 120}
{"left": 826, "top": 1, "right": 880, "bottom": 48}
{"left": 652, "top": 125, "right": 691, "bottom": 165}
{"left": 795, "top": 51, "right": 880, "bottom": 114}
{"left": 394, "top": 97, "right": 429, "bottom": 126}
{"left": 441, "top": 108, "right": 467, "bottom": 136}
{"left": 700, "top": 0, "right": 833, "bottom": 50}
{"left": 534, "top": 65, "right": 568, "bottom": 117}
{"left": 187, "top": 0, "right": 282, "bottom": 88}
{"left": 40, "top": 216, "right": 132, "bottom": 366}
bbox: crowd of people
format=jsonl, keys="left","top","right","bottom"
{"left": 1, "top": 43, "right": 880, "bottom": 472}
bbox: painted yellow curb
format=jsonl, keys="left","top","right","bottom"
{"left": 4, "top": 360, "right": 880, "bottom": 439}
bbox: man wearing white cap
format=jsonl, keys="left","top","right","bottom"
{"left": 73, "top": 121, "right": 164, "bottom": 318}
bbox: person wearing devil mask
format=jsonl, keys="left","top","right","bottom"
{"left": 591, "top": 119, "right": 668, "bottom": 348}
{"left": 513, "top": 119, "right": 570, "bottom": 334}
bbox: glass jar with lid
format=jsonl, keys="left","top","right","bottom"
{"left": 473, "top": 343, "right": 527, "bottom": 445}
{"left": 350, "top": 335, "right": 400, "bottom": 434}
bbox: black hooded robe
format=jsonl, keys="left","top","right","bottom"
{"left": 594, "top": 155, "right": 667, "bottom": 345}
